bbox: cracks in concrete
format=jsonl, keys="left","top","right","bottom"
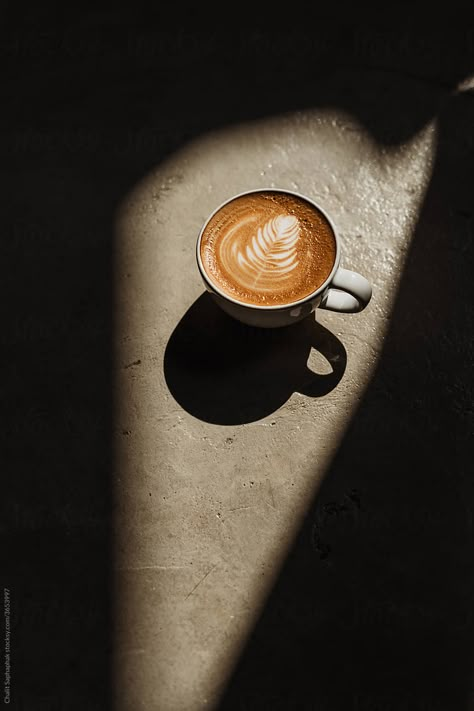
{"left": 185, "top": 564, "right": 218, "bottom": 601}
{"left": 123, "top": 358, "right": 142, "bottom": 369}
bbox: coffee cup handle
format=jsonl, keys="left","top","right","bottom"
{"left": 319, "top": 267, "right": 372, "bottom": 313}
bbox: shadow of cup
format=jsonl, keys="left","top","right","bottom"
{"left": 164, "top": 293, "right": 347, "bottom": 425}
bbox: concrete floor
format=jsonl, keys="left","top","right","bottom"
{"left": 4, "top": 24, "right": 474, "bottom": 711}
{"left": 114, "top": 104, "right": 436, "bottom": 710}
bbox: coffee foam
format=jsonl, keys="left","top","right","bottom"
{"left": 200, "top": 192, "right": 337, "bottom": 306}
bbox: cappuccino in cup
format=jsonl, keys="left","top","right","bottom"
{"left": 200, "top": 191, "right": 337, "bottom": 307}
{"left": 197, "top": 189, "right": 372, "bottom": 328}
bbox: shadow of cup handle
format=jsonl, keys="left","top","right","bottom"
{"left": 297, "top": 321, "right": 347, "bottom": 397}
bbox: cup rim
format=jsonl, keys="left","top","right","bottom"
{"left": 196, "top": 187, "right": 341, "bottom": 311}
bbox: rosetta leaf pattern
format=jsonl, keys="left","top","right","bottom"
{"left": 236, "top": 214, "right": 300, "bottom": 282}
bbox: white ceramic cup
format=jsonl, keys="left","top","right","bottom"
{"left": 196, "top": 188, "right": 372, "bottom": 328}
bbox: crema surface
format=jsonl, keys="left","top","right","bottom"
{"left": 200, "top": 191, "right": 337, "bottom": 306}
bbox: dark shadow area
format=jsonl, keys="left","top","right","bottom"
{"left": 164, "top": 293, "right": 346, "bottom": 424}
{"left": 2, "top": 14, "right": 474, "bottom": 710}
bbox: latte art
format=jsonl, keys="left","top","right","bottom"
{"left": 231, "top": 214, "right": 300, "bottom": 289}
{"left": 200, "top": 191, "right": 337, "bottom": 306}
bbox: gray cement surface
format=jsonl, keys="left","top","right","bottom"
{"left": 114, "top": 105, "right": 435, "bottom": 710}
{"left": 3, "top": 23, "right": 474, "bottom": 711}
